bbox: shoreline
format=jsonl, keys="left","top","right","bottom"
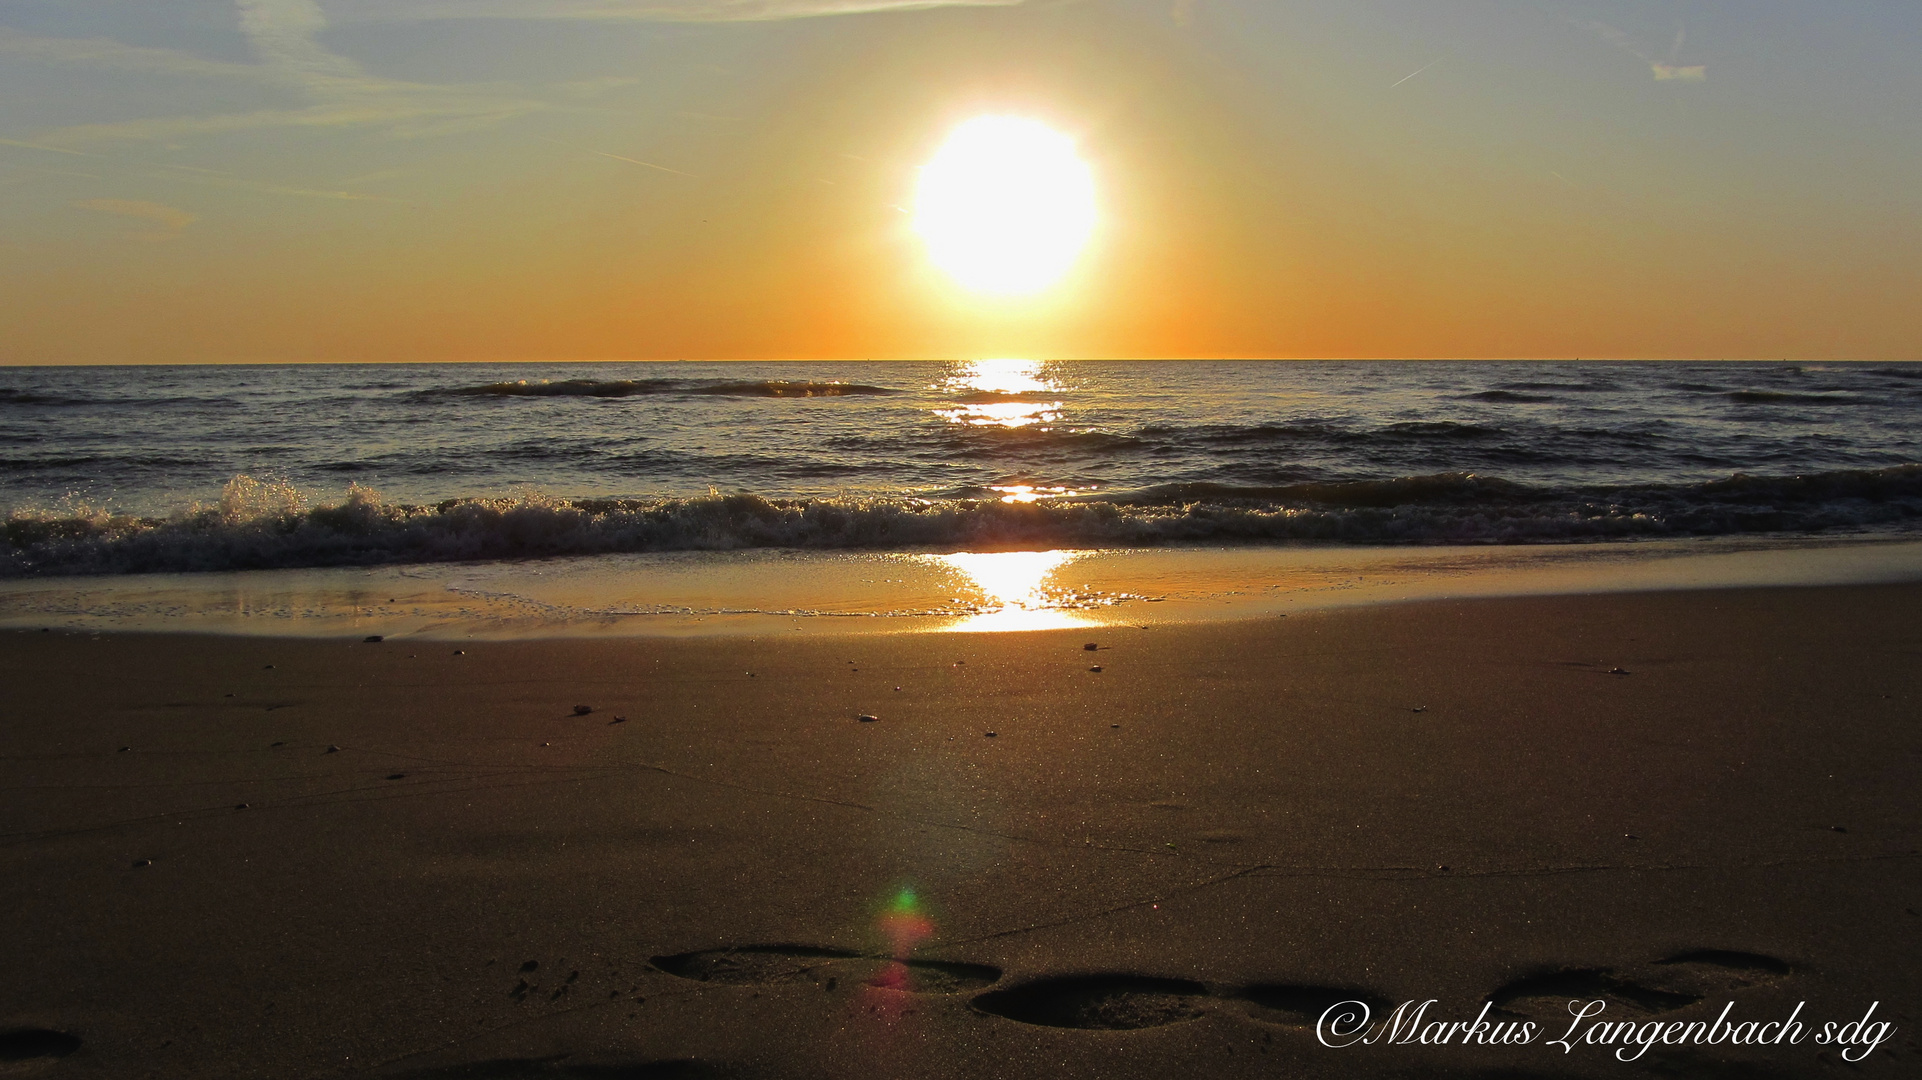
{"left": 2, "top": 533, "right": 1921, "bottom": 639}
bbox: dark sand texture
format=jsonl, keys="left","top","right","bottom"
{"left": 3, "top": 584, "right": 1919, "bottom": 1078}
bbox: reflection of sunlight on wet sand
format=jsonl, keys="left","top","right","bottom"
{"left": 935, "top": 359, "right": 1063, "bottom": 430}
{"left": 932, "top": 550, "right": 1092, "bottom": 631}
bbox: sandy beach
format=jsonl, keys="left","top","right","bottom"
{"left": 3, "top": 581, "right": 1917, "bottom": 1078}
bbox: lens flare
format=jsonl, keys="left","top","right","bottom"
{"left": 867, "top": 886, "right": 936, "bottom": 993}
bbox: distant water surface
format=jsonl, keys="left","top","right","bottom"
{"left": 2, "top": 360, "right": 1918, "bottom": 575}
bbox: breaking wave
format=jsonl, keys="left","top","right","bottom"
{"left": 6, "top": 466, "right": 1921, "bottom": 577}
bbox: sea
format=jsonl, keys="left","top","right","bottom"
{"left": 2, "top": 359, "right": 1920, "bottom": 579}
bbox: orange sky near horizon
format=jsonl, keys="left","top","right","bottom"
{"left": 3, "top": 1, "right": 1919, "bottom": 363}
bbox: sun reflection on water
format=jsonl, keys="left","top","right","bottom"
{"left": 935, "top": 358, "right": 1063, "bottom": 430}
{"left": 932, "top": 549, "right": 1091, "bottom": 631}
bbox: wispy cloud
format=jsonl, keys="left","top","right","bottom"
{"left": 1651, "top": 63, "right": 1705, "bottom": 82}
{"left": 0, "top": 28, "right": 277, "bottom": 83}
{"left": 72, "top": 197, "right": 196, "bottom": 240}
{"left": 12, "top": 0, "right": 1012, "bottom": 151}
{"left": 323, "top": 0, "right": 1024, "bottom": 22}
{"left": 1573, "top": 17, "right": 1708, "bottom": 83}
{"left": 20, "top": 1, "right": 545, "bottom": 146}
{"left": 156, "top": 163, "right": 401, "bottom": 201}
{"left": 0, "top": 136, "right": 91, "bottom": 156}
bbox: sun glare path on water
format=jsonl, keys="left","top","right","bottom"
{"left": 934, "top": 358, "right": 1068, "bottom": 432}
{"left": 914, "top": 117, "right": 1097, "bottom": 296}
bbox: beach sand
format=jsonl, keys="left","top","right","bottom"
{"left": 3, "top": 583, "right": 1919, "bottom": 1078}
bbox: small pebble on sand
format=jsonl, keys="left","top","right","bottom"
{"left": 611, "top": 716, "right": 627, "bottom": 724}
{"left": 1609, "top": 667, "right": 1630, "bottom": 675}
{"left": 1089, "top": 666, "right": 1102, "bottom": 673}
{"left": 235, "top": 803, "right": 249, "bottom": 810}
{"left": 364, "top": 635, "right": 383, "bottom": 643}
{"left": 573, "top": 705, "right": 593, "bottom": 715}
{"left": 325, "top": 745, "right": 341, "bottom": 753}
{"left": 133, "top": 859, "right": 152, "bottom": 868}
{"left": 1083, "top": 643, "right": 1099, "bottom": 651}
{"left": 985, "top": 731, "right": 997, "bottom": 738}
{"left": 858, "top": 714, "right": 880, "bottom": 723}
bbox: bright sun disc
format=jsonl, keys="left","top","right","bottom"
{"left": 914, "top": 116, "right": 1096, "bottom": 296}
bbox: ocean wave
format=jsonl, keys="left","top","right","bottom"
{"left": 1466, "top": 390, "right": 1557, "bottom": 403}
{"left": 0, "top": 388, "right": 86, "bottom": 407}
{"left": 1381, "top": 421, "right": 1504, "bottom": 439}
{"left": 1495, "top": 380, "right": 1612, "bottom": 392}
{"left": 439, "top": 378, "right": 897, "bottom": 399}
{"left": 1725, "top": 390, "right": 1868, "bottom": 405}
{"left": 5, "top": 466, "right": 1920, "bottom": 577}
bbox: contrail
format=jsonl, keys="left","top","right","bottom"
{"left": 587, "top": 149, "right": 693, "bottom": 177}
{"left": 1390, "top": 58, "right": 1442, "bottom": 88}
{"left": 533, "top": 134, "right": 693, "bottom": 177}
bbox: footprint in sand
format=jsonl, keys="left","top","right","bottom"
{"left": 1647, "top": 949, "right": 1792, "bottom": 995}
{"left": 650, "top": 945, "right": 999, "bottom": 995}
{"left": 1485, "top": 968, "right": 1702, "bottom": 1020}
{"left": 382, "top": 1056, "right": 721, "bottom": 1078}
{"left": 971, "top": 975, "right": 1211, "bottom": 1030}
{"left": 1484, "top": 950, "right": 1792, "bottom": 1022}
{"left": 970, "top": 975, "right": 1398, "bottom": 1033}
{"left": 0, "top": 1027, "right": 81, "bottom": 1064}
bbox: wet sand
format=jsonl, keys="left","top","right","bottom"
{"left": 2, "top": 584, "right": 1919, "bottom": 1078}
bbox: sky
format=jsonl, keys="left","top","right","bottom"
{"left": 2, "top": 0, "right": 1919, "bottom": 363}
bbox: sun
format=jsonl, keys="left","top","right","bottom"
{"left": 913, "top": 116, "right": 1097, "bottom": 296}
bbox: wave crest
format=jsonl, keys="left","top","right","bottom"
{"left": 5, "top": 466, "right": 1921, "bottom": 577}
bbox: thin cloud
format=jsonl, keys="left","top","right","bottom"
{"left": 72, "top": 198, "right": 196, "bottom": 240}
{"left": 43, "top": 99, "right": 539, "bottom": 144}
{"left": 1651, "top": 64, "right": 1705, "bottom": 82}
{"left": 1573, "top": 17, "right": 1708, "bottom": 83}
{"left": 0, "top": 137, "right": 91, "bottom": 157}
{"left": 322, "top": 0, "right": 1024, "bottom": 22}
{"left": 0, "top": 28, "right": 278, "bottom": 83}
{"left": 156, "top": 163, "right": 401, "bottom": 202}
{"left": 17, "top": 0, "right": 1006, "bottom": 149}
{"left": 26, "top": 1, "right": 545, "bottom": 146}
